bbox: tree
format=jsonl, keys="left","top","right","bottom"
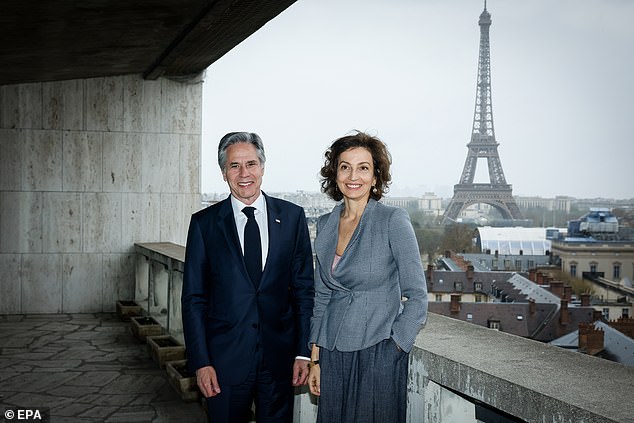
{"left": 440, "top": 223, "right": 478, "bottom": 254}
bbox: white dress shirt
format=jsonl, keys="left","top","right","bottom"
{"left": 231, "top": 193, "right": 268, "bottom": 270}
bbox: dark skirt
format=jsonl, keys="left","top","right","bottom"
{"left": 317, "top": 338, "right": 409, "bottom": 423}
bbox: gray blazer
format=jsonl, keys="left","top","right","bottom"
{"left": 309, "top": 199, "right": 428, "bottom": 353}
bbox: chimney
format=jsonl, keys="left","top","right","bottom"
{"left": 466, "top": 265, "right": 474, "bottom": 281}
{"left": 550, "top": 281, "right": 564, "bottom": 299}
{"left": 494, "top": 250, "right": 499, "bottom": 258}
{"left": 536, "top": 272, "right": 544, "bottom": 285}
{"left": 426, "top": 264, "right": 434, "bottom": 282}
{"left": 563, "top": 285, "right": 572, "bottom": 301}
{"left": 450, "top": 294, "right": 461, "bottom": 314}
{"left": 560, "top": 299, "right": 569, "bottom": 325}
{"left": 580, "top": 293, "right": 591, "bottom": 307}
{"left": 444, "top": 250, "right": 452, "bottom": 258}
{"left": 578, "top": 323, "right": 604, "bottom": 355}
{"left": 529, "top": 299, "right": 536, "bottom": 315}
{"left": 528, "top": 269, "right": 537, "bottom": 282}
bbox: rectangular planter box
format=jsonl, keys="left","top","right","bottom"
{"left": 147, "top": 335, "right": 186, "bottom": 368}
{"left": 165, "top": 359, "right": 200, "bottom": 402}
{"left": 130, "top": 316, "right": 163, "bottom": 343}
{"left": 116, "top": 299, "right": 143, "bottom": 321}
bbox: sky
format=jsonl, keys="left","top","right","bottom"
{"left": 201, "top": 0, "right": 634, "bottom": 200}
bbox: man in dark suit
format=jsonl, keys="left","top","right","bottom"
{"left": 181, "top": 132, "right": 314, "bottom": 422}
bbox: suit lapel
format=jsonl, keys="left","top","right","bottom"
{"left": 262, "top": 193, "right": 280, "bottom": 282}
{"left": 216, "top": 196, "right": 251, "bottom": 283}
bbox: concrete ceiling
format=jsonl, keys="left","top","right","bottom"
{"left": 0, "top": 0, "right": 296, "bottom": 86}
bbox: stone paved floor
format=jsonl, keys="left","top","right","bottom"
{"left": 0, "top": 313, "right": 206, "bottom": 422}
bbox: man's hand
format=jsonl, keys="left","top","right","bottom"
{"left": 292, "top": 359, "right": 309, "bottom": 386}
{"left": 196, "top": 365, "right": 221, "bottom": 398}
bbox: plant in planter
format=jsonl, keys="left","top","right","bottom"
{"left": 165, "top": 359, "right": 200, "bottom": 402}
{"left": 147, "top": 335, "right": 186, "bottom": 368}
{"left": 130, "top": 316, "right": 163, "bottom": 343}
{"left": 116, "top": 299, "right": 143, "bottom": 321}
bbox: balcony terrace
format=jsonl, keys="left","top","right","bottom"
{"left": 133, "top": 242, "right": 634, "bottom": 423}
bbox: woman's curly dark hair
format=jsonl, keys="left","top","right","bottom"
{"left": 320, "top": 131, "right": 392, "bottom": 202}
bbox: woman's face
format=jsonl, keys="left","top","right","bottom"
{"left": 336, "top": 147, "right": 377, "bottom": 202}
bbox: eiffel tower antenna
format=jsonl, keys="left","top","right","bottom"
{"left": 442, "top": 3, "right": 523, "bottom": 224}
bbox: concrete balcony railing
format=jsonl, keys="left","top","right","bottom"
{"left": 135, "top": 242, "right": 634, "bottom": 423}
{"left": 134, "top": 242, "right": 186, "bottom": 344}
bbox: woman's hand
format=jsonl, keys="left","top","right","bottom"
{"left": 308, "top": 363, "right": 321, "bottom": 396}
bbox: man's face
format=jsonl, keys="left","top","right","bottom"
{"left": 222, "top": 143, "right": 264, "bottom": 205}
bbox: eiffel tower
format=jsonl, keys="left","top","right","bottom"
{"left": 442, "top": 2, "right": 523, "bottom": 224}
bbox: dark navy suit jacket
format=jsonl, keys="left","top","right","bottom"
{"left": 181, "top": 193, "right": 314, "bottom": 385}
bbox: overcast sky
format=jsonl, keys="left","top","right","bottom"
{"left": 201, "top": 0, "right": 633, "bottom": 200}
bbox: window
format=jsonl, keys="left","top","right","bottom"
{"left": 474, "top": 282, "right": 483, "bottom": 291}
{"left": 435, "top": 294, "right": 442, "bottom": 302}
{"left": 475, "top": 294, "right": 482, "bottom": 303}
{"left": 613, "top": 264, "right": 621, "bottom": 280}
{"left": 488, "top": 320, "right": 500, "bottom": 330}
{"left": 603, "top": 308, "right": 610, "bottom": 320}
{"left": 504, "top": 259, "right": 512, "bottom": 270}
{"left": 527, "top": 260, "right": 535, "bottom": 269}
{"left": 623, "top": 309, "right": 630, "bottom": 319}
{"left": 515, "top": 259, "right": 522, "bottom": 270}
{"left": 570, "top": 264, "right": 577, "bottom": 278}
{"left": 466, "top": 313, "right": 473, "bottom": 321}
{"left": 454, "top": 282, "right": 463, "bottom": 292}
{"left": 590, "top": 263, "right": 598, "bottom": 273}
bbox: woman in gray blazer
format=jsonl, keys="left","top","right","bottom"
{"left": 307, "top": 132, "right": 428, "bottom": 423}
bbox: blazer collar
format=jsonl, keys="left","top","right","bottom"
{"left": 317, "top": 199, "right": 378, "bottom": 277}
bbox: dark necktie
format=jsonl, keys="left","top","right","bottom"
{"left": 242, "top": 206, "right": 262, "bottom": 285}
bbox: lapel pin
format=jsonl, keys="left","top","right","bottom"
{"left": 275, "top": 219, "right": 281, "bottom": 224}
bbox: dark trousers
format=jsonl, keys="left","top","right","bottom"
{"left": 205, "top": 351, "right": 294, "bottom": 423}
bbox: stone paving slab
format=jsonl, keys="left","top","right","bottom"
{"left": 0, "top": 313, "right": 206, "bottom": 422}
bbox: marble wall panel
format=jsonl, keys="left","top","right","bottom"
{"left": 0, "top": 191, "right": 42, "bottom": 253}
{"left": 86, "top": 77, "right": 124, "bottom": 132}
{"left": 180, "top": 133, "right": 200, "bottom": 194}
{"left": 123, "top": 75, "right": 161, "bottom": 133}
{"left": 17, "top": 83, "right": 43, "bottom": 129}
{"left": 43, "top": 192, "right": 82, "bottom": 253}
{"left": 0, "top": 129, "right": 22, "bottom": 190}
{"left": 62, "top": 253, "right": 102, "bottom": 312}
{"left": 63, "top": 131, "right": 103, "bottom": 191}
{"left": 83, "top": 193, "right": 122, "bottom": 253}
{"left": 23, "top": 129, "right": 63, "bottom": 191}
{"left": 121, "top": 193, "right": 161, "bottom": 246}
{"left": 141, "top": 133, "right": 179, "bottom": 193}
{"left": 42, "top": 80, "right": 84, "bottom": 130}
{"left": 0, "top": 84, "right": 19, "bottom": 128}
{"left": 103, "top": 253, "right": 136, "bottom": 312}
{"left": 0, "top": 254, "right": 22, "bottom": 314}
{"left": 160, "top": 193, "right": 202, "bottom": 246}
{"left": 160, "top": 79, "right": 202, "bottom": 134}
{"left": 22, "top": 254, "right": 62, "bottom": 313}
{"left": 103, "top": 132, "right": 141, "bottom": 193}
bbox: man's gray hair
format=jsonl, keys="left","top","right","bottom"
{"left": 217, "top": 132, "right": 266, "bottom": 171}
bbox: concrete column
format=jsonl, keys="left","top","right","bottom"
{"left": 0, "top": 74, "right": 203, "bottom": 313}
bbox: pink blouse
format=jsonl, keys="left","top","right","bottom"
{"left": 332, "top": 254, "right": 342, "bottom": 272}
